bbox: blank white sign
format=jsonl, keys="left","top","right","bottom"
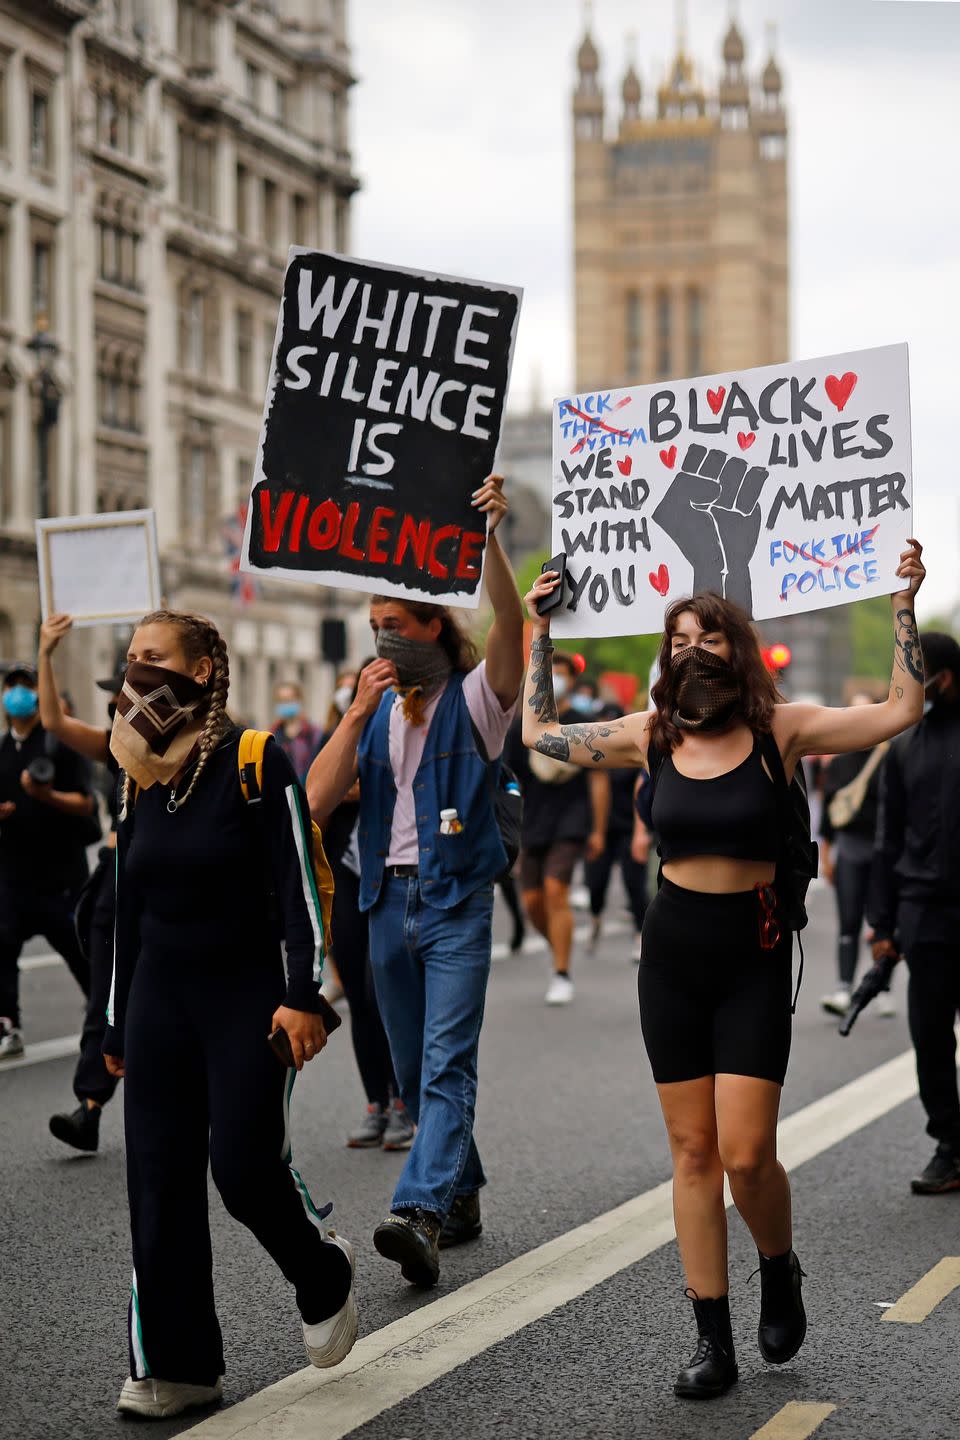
{"left": 36, "top": 511, "right": 161, "bottom": 627}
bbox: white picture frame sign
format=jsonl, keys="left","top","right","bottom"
{"left": 36, "top": 509, "right": 162, "bottom": 628}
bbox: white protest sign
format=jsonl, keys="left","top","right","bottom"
{"left": 550, "top": 343, "right": 912, "bottom": 637}
{"left": 36, "top": 510, "right": 161, "bottom": 627}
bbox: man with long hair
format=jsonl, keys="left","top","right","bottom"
{"left": 307, "top": 476, "right": 524, "bottom": 1288}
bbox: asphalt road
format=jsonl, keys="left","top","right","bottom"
{"left": 1, "top": 882, "right": 957, "bottom": 1440}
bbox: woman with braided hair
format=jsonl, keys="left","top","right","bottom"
{"left": 102, "top": 610, "right": 356, "bottom": 1421}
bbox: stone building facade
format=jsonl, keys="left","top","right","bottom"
{"left": 573, "top": 17, "right": 787, "bottom": 391}
{"left": 0, "top": 0, "right": 360, "bottom": 725}
{"left": 570, "top": 17, "right": 850, "bottom": 701}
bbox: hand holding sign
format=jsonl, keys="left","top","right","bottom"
{"left": 892, "top": 538, "right": 925, "bottom": 604}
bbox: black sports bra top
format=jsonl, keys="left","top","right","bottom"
{"left": 651, "top": 736, "right": 779, "bottom": 864}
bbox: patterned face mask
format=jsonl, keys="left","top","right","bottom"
{"left": 672, "top": 645, "right": 741, "bottom": 732}
{"left": 375, "top": 629, "right": 452, "bottom": 697}
{"left": 109, "top": 661, "right": 210, "bottom": 789}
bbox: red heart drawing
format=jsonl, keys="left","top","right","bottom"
{"left": 648, "top": 564, "right": 670, "bottom": 597}
{"left": 707, "top": 386, "right": 726, "bottom": 415}
{"left": 659, "top": 445, "right": 677, "bottom": 468}
{"left": 737, "top": 432, "right": 756, "bottom": 451}
{"left": 825, "top": 372, "right": 858, "bottom": 412}
{"left": 617, "top": 456, "right": 632, "bottom": 476}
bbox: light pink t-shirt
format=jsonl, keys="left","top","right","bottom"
{"left": 386, "top": 661, "right": 517, "bottom": 866}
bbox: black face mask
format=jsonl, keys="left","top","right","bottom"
{"left": 672, "top": 646, "right": 741, "bottom": 732}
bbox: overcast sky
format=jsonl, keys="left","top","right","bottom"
{"left": 348, "top": 1, "right": 960, "bottom": 619}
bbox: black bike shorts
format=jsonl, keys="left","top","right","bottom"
{"left": 638, "top": 879, "right": 793, "bottom": 1086}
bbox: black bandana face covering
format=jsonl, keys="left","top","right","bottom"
{"left": 375, "top": 628, "right": 452, "bottom": 699}
{"left": 672, "top": 646, "right": 741, "bottom": 732}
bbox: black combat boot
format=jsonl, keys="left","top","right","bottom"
{"left": 439, "top": 1191, "right": 482, "bottom": 1249}
{"left": 757, "top": 1248, "right": 807, "bottom": 1363}
{"left": 674, "top": 1292, "right": 738, "bottom": 1400}
{"left": 373, "top": 1208, "right": 441, "bottom": 1288}
{"left": 49, "top": 1102, "right": 101, "bottom": 1153}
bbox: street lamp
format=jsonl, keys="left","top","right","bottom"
{"left": 27, "top": 319, "right": 60, "bottom": 520}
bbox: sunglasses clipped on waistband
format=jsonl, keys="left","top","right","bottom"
{"left": 754, "top": 882, "right": 781, "bottom": 952}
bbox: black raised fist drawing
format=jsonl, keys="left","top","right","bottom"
{"left": 652, "top": 443, "right": 768, "bottom": 613}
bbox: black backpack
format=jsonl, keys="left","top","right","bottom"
{"left": 469, "top": 717, "right": 522, "bottom": 878}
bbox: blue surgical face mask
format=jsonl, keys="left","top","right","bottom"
{"left": 569, "top": 693, "right": 597, "bottom": 716}
{"left": 3, "top": 685, "right": 38, "bottom": 719}
{"left": 276, "top": 701, "right": 302, "bottom": 721}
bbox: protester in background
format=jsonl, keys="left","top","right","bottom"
{"left": 506, "top": 652, "right": 609, "bottom": 1005}
{"left": 819, "top": 692, "right": 893, "bottom": 1019}
{"left": 869, "top": 630, "right": 960, "bottom": 1196}
{"left": 0, "top": 662, "right": 95, "bottom": 1060}
{"left": 37, "top": 615, "right": 124, "bottom": 1150}
{"left": 307, "top": 475, "right": 523, "bottom": 1289}
{"left": 318, "top": 665, "right": 415, "bottom": 1152}
{"left": 523, "top": 542, "right": 925, "bottom": 1401}
{"left": 324, "top": 669, "right": 358, "bottom": 734}
{"left": 272, "top": 679, "right": 324, "bottom": 784}
{"left": 103, "top": 610, "right": 356, "bottom": 1419}
{"left": 584, "top": 695, "right": 650, "bottom": 963}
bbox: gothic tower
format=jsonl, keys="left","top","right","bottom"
{"left": 572, "top": 12, "right": 788, "bottom": 390}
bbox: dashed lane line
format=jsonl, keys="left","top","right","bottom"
{"left": 880, "top": 1256, "right": 960, "bottom": 1325}
{"left": 182, "top": 1045, "right": 919, "bottom": 1439}
{"left": 748, "top": 1401, "right": 837, "bottom": 1440}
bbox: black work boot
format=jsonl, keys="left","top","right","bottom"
{"left": 439, "top": 1191, "right": 482, "bottom": 1249}
{"left": 911, "top": 1143, "right": 960, "bottom": 1194}
{"left": 49, "top": 1102, "right": 101, "bottom": 1153}
{"left": 757, "top": 1248, "right": 807, "bottom": 1363}
{"left": 674, "top": 1292, "right": 738, "bottom": 1400}
{"left": 373, "top": 1208, "right": 441, "bottom": 1288}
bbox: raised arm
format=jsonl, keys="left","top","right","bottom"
{"left": 521, "top": 571, "right": 649, "bottom": 769}
{"left": 38, "top": 614, "right": 110, "bottom": 764}
{"left": 306, "top": 659, "right": 396, "bottom": 827}
{"left": 774, "top": 540, "right": 926, "bottom": 765}
{"left": 473, "top": 475, "right": 524, "bottom": 709}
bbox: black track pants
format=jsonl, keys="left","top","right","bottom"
{"left": 122, "top": 949, "right": 351, "bottom": 1385}
{"left": 73, "top": 857, "right": 119, "bottom": 1106}
{"left": 330, "top": 859, "right": 396, "bottom": 1108}
{"left": 0, "top": 878, "right": 90, "bottom": 1027}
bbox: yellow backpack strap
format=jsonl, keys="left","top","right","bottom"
{"left": 238, "top": 729, "right": 273, "bottom": 804}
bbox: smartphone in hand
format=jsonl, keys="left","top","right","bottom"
{"left": 536, "top": 553, "right": 569, "bottom": 617}
{"left": 268, "top": 997, "right": 343, "bottom": 1068}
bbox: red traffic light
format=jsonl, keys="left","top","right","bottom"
{"left": 763, "top": 643, "right": 792, "bottom": 671}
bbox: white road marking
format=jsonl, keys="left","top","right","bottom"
{"left": 881, "top": 1256, "right": 960, "bottom": 1324}
{"left": 0, "top": 1034, "right": 80, "bottom": 1070}
{"left": 183, "top": 1045, "right": 919, "bottom": 1439}
{"left": 749, "top": 1401, "right": 837, "bottom": 1440}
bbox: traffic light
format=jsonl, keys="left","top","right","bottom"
{"left": 762, "top": 642, "right": 792, "bottom": 673}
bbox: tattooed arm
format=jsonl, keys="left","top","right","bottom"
{"left": 773, "top": 539, "right": 927, "bottom": 763}
{"left": 521, "top": 574, "right": 649, "bottom": 769}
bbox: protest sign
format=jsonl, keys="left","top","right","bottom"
{"left": 549, "top": 343, "right": 912, "bottom": 638}
{"left": 36, "top": 510, "right": 161, "bottom": 627}
{"left": 241, "top": 249, "right": 522, "bottom": 607}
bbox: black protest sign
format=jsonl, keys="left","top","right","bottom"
{"left": 241, "top": 250, "right": 522, "bottom": 605}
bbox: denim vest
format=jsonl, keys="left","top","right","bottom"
{"left": 357, "top": 672, "right": 506, "bottom": 912}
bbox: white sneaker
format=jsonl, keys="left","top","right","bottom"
{"left": 546, "top": 974, "right": 575, "bottom": 1006}
{"left": 821, "top": 987, "right": 851, "bottom": 1017}
{"left": 632, "top": 933, "right": 643, "bottom": 965}
{"left": 876, "top": 991, "right": 897, "bottom": 1018}
{"left": 570, "top": 884, "right": 590, "bottom": 911}
{"left": 0, "top": 1020, "right": 24, "bottom": 1060}
{"left": 116, "top": 1375, "right": 223, "bottom": 1418}
{"left": 303, "top": 1231, "right": 358, "bottom": 1368}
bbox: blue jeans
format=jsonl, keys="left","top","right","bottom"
{"left": 368, "top": 874, "right": 493, "bottom": 1216}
